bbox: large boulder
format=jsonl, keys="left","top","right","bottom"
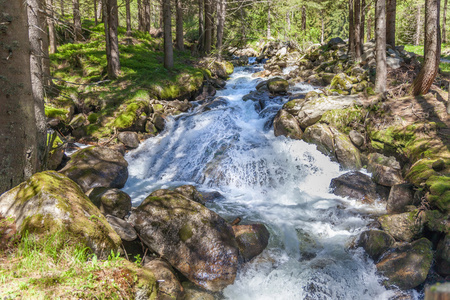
{"left": 0, "top": 171, "right": 121, "bottom": 258}
{"left": 143, "top": 259, "right": 183, "bottom": 300}
{"left": 273, "top": 109, "right": 303, "bottom": 140}
{"left": 267, "top": 77, "right": 289, "bottom": 94}
{"left": 88, "top": 187, "right": 132, "bottom": 219}
{"left": 367, "top": 153, "right": 404, "bottom": 187}
{"left": 303, "top": 123, "right": 335, "bottom": 156}
{"left": 330, "top": 171, "right": 379, "bottom": 203}
{"left": 232, "top": 224, "right": 270, "bottom": 262}
{"left": 118, "top": 131, "right": 140, "bottom": 149}
{"left": 376, "top": 238, "right": 433, "bottom": 290}
{"left": 296, "top": 95, "right": 358, "bottom": 128}
{"left": 106, "top": 215, "right": 137, "bottom": 241}
{"left": 379, "top": 210, "right": 424, "bottom": 242}
{"left": 128, "top": 188, "right": 239, "bottom": 292}
{"left": 436, "top": 234, "right": 450, "bottom": 276}
{"left": 386, "top": 184, "right": 416, "bottom": 214}
{"left": 59, "top": 146, "right": 128, "bottom": 192}
{"left": 356, "top": 230, "right": 395, "bottom": 261}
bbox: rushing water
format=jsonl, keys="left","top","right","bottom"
{"left": 123, "top": 64, "right": 399, "bottom": 299}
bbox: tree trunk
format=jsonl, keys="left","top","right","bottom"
{"left": 103, "top": 0, "right": 111, "bottom": 76}
{"left": 97, "top": 0, "right": 103, "bottom": 23}
{"left": 287, "top": 11, "right": 291, "bottom": 32}
{"left": 27, "top": 0, "right": 48, "bottom": 172}
{"left": 386, "top": 0, "right": 396, "bottom": 47}
{"left": 0, "top": 0, "right": 42, "bottom": 193}
{"left": 94, "top": 0, "right": 98, "bottom": 25}
{"left": 198, "top": 0, "right": 204, "bottom": 52}
{"left": 160, "top": 0, "right": 164, "bottom": 30}
{"left": 216, "top": 0, "right": 226, "bottom": 54}
{"left": 144, "top": 0, "right": 151, "bottom": 32}
{"left": 126, "top": 0, "right": 132, "bottom": 36}
{"left": 163, "top": 0, "right": 174, "bottom": 68}
{"left": 106, "top": 0, "right": 120, "bottom": 78}
{"left": 443, "top": 0, "right": 448, "bottom": 43}
{"left": 416, "top": 3, "right": 422, "bottom": 45}
{"left": 375, "top": 0, "right": 387, "bottom": 93}
{"left": 349, "top": 0, "right": 355, "bottom": 57}
{"left": 61, "top": 0, "right": 64, "bottom": 16}
{"left": 361, "top": 0, "right": 366, "bottom": 46}
{"left": 321, "top": 12, "right": 324, "bottom": 44}
{"left": 138, "top": 0, "right": 144, "bottom": 31}
{"left": 72, "top": 0, "right": 82, "bottom": 42}
{"left": 367, "top": 8, "right": 372, "bottom": 41}
{"left": 412, "top": 0, "right": 441, "bottom": 95}
{"left": 204, "top": 0, "right": 212, "bottom": 53}
{"left": 301, "top": 6, "right": 306, "bottom": 31}
{"left": 267, "top": 2, "right": 271, "bottom": 39}
{"left": 47, "top": 0, "right": 57, "bottom": 54}
{"left": 176, "top": 0, "right": 184, "bottom": 50}
{"left": 354, "top": 0, "right": 362, "bottom": 60}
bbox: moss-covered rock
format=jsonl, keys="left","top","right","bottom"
{"left": 329, "top": 73, "right": 353, "bottom": 91}
{"left": 267, "top": 77, "right": 289, "bottom": 94}
{"left": 425, "top": 175, "right": 450, "bottom": 212}
{"left": 143, "top": 259, "right": 183, "bottom": 300}
{"left": 379, "top": 210, "right": 424, "bottom": 242}
{"left": 424, "top": 210, "right": 450, "bottom": 233}
{"left": 0, "top": 171, "right": 121, "bottom": 258}
{"left": 112, "top": 101, "right": 149, "bottom": 131}
{"left": 332, "top": 128, "right": 362, "bottom": 170}
{"left": 436, "top": 234, "right": 450, "bottom": 276}
{"left": 357, "top": 230, "right": 395, "bottom": 261}
{"left": 88, "top": 187, "right": 132, "bottom": 219}
{"left": 303, "top": 123, "right": 336, "bottom": 157}
{"left": 367, "top": 153, "right": 404, "bottom": 187}
{"left": 376, "top": 238, "right": 433, "bottom": 289}
{"left": 386, "top": 183, "right": 416, "bottom": 214}
{"left": 128, "top": 188, "right": 239, "bottom": 292}
{"left": 120, "top": 260, "right": 158, "bottom": 300}
{"left": 273, "top": 109, "right": 303, "bottom": 140}
{"left": 59, "top": 146, "right": 128, "bottom": 192}
{"left": 320, "top": 106, "right": 365, "bottom": 134}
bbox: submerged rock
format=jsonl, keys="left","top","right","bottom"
{"left": 128, "top": 188, "right": 239, "bottom": 292}
{"left": 0, "top": 171, "right": 121, "bottom": 258}
{"left": 376, "top": 238, "right": 433, "bottom": 290}
{"left": 233, "top": 224, "right": 270, "bottom": 262}
{"left": 59, "top": 146, "right": 128, "bottom": 192}
{"left": 330, "top": 171, "right": 379, "bottom": 203}
{"left": 357, "top": 230, "right": 395, "bottom": 261}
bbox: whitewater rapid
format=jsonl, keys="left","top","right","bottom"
{"left": 123, "top": 64, "right": 399, "bottom": 299}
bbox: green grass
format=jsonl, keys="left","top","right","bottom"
{"left": 404, "top": 43, "right": 450, "bottom": 74}
{"left": 0, "top": 230, "right": 135, "bottom": 299}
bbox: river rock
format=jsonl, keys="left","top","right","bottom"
{"left": 379, "top": 210, "right": 424, "bottom": 242}
{"left": 349, "top": 130, "right": 365, "bottom": 147}
{"left": 59, "top": 146, "right": 128, "bottom": 192}
{"left": 143, "top": 259, "right": 183, "bottom": 299}
{"left": 436, "top": 234, "right": 450, "bottom": 276}
{"left": 332, "top": 129, "right": 362, "bottom": 170}
{"left": 232, "top": 224, "right": 270, "bottom": 262}
{"left": 386, "top": 184, "right": 416, "bottom": 214}
{"left": 118, "top": 131, "right": 140, "bottom": 149}
{"left": 376, "top": 238, "right": 433, "bottom": 290}
{"left": 128, "top": 190, "right": 239, "bottom": 292}
{"left": 327, "top": 37, "right": 345, "bottom": 49}
{"left": 267, "top": 77, "right": 289, "bottom": 94}
{"left": 330, "top": 73, "right": 353, "bottom": 91}
{"left": 303, "top": 123, "right": 335, "bottom": 156}
{"left": 174, "top": 185, "right": 205, "bottom": 205}
{"left": 273, "top": 109, "right": 303, "bottom": 140}
{"left": 296, "top": 95, "right": 358, "bottom": 128}
{"left": 182, "top": 282, "right": 215, "bottom": 300}
{"left": 152, "top": 112, "right": 166, "bottom": 131}
{"left": 106, "top": 215, "right": 137, "bottom": 241}
{"left": 330, "top": 171, "right": 379, "bottom": 203}
{"left": 367, "top": 153, "right": 403, "bottom": 187}
{"left": 357, "top": 230, "right": 395, "bottom": 261}
{"left": 0, "top": 171, "right": 121, "bottom": 258}
{"left": 89, "top": 187, "right": 132, "bottom": 219}
{"left": 425, "top": 282, "right": 450, "bottom": 299}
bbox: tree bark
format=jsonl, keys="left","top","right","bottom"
{"left": 94, "top": 0, "right": 98, "bottom": 25}
{"left": 47, "top": 0, "right": 57, "bottom": 54}
{"left": 301, "top": 6, "right": 306, "bottom": 31}
{"left": 321, "top": 12, "right": 325, "bottom": 44}
{"left": 415, "top": 3, "right": 422, "bottom": 45}
{"left": 216, "top": 0, "right": 226, "bottom": 54}
{"left": 106, "top": 0, "right": 121, "bottom": 78}
{"left": 412, "top": 0, "right": 441, "bottom": 95}
{"left": 144, "top": 0, "right": 151, "bottom": 32}
{"left": 354, "top": 0, "right": 362, "bottom": 60}
{"left": 0, "top": 0, "right": 42, "bottom": 193}
{"left": 126, "top": 0, "right": 132, "bottom": 36}
{"left": 386, "top": 0, "right": 396, "bottom": 47}
{"left": 367, "top": 7, "right": 372, "bottom": 41}
{"left": 361, "top": 0, "right": 366, "bottom": 46}
{"left": 287, "top": 11, "right": 291, "bottom": 32}
{"left": 72, "top": 0, "right": 82, "bottom": 42}
{"left": 267, "top": 1, "right": 271, "bottom": 39}
{"left": 103, "top": 0, "right": 111, "bottom": 76}
{"left": 61, "top": 0, "right": 64, "bottom": 16}
{"left": 375, "top": 0, "right": 387, "bottom": 93}
{"left": 349, "top": 0, "right": 355, "bottom": 57}
{"left": 176, "top": 0, "right": 184, "bottom": 50}
{"left": 138, "top": 0, "right": 144, "bottom": 31}
{"left": 160, "top": 0, "right": 164, "bottom": 30}
{"left": 163, "top": 0, "right": 174, "bottom": 68}
{"left": 97, "top": 0, "right": 103, "bottom": 23}
{"left": 204, "top": 0, "right": 212, "bottom": 53}
{"left": 443, "top": 0, "right": 448, "bottom": 43}
{"left": 198, "top": 0, "right": 204, "bottom": 52}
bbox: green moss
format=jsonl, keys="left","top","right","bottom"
{"left": 321, "top": 106, "right": 365, "bottom": 134}
{"left": 45, "top": 105, "right": 69, "bottom": 119}
{"left": 178, "top": 224, "right": 194, "bottom": 242}
{"left": 87, "top": 113, "right": 98, "bottom": 123}
{"left": 224, "top": 61, "right": 234, "bottom": 75}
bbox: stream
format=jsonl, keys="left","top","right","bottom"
{"left": 122, "top": 64, "right": 404, "bottom": 299}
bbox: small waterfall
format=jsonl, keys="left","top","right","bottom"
{"left": 123, "top": 65, "right": 398, "bottom": 299}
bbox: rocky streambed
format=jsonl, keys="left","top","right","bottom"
{"left": 1, "top": 39, "right": 449, "bottom": 299}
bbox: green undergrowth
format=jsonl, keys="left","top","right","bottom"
{"left": 404, "top": 44, "right": 450, "bottom": 73}
{"left": 47, "top": 20, "right": 204, "bottom": 140}
{"left": 0, "top": 228, "right": 144, "bottom": 299}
